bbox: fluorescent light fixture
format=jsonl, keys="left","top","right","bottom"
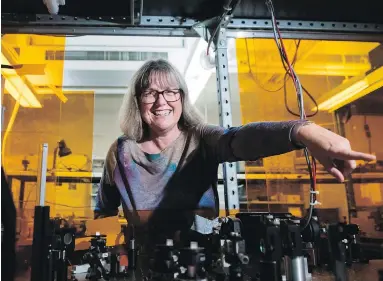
{"left": 316, "top": 66, "right": 383, "bottom": 112}
{"left": 1, "top": 53, "right": 42, "bottom": 108}
{"left": 4, "top": 80, "right": 30, "bottom": 107}
{"left": 5, "top": 76, "right": 42, "bottom": 108}
{"left": 317, "top": 80, "right": 368, "bottom": 111}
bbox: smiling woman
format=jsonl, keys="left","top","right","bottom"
{"left": 94, "top": 59, "right": 375, "bottom": 259}
{"left": 119, "top": 59, "right": 203, "bottom": 143}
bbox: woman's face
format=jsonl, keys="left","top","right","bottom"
{"left": 139, "top": 72, "right": 183, "bottom": 135}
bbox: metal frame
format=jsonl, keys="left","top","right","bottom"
{"left": 191, "top": 0, "right": 241, "bottom": 214}
{"left": 2, "top": 14, "right": 383, "bottom": 40}
{"left": 214, "top": 27, "right": 240, "bottom": 215}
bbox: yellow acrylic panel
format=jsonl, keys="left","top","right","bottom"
{"left": 2, "top": 35, "right": 95, "bottom": 252}
{"left": 235, "top": 38, "right": 379, "bottom": 215}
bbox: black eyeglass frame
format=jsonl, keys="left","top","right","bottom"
{"left": 138, "top": 89, "right": 182, "bottom": 104}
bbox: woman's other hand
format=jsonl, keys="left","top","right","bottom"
{"left": 295, "top": 123, "right": 376, "bottom": 182}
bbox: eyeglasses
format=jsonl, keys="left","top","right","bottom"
{"left": 140, "top": 89, "right": 181, "bottom": 104}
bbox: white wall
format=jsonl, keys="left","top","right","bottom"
{"left": 92, "top": 94, "right": 124, "bottom": 159}
{"left": 194, "top": 73, "right": 242, "bottom": 127}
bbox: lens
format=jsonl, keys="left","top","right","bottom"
{"left": 164, "top": 93, "right": 177, "bottom": 101}
{"left": 63, "top": 232, "right": 73, "bottom": 245}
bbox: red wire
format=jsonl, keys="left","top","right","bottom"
{"left": 311, "top": 156, "right": 317, "bottom": 201}
{"left": 270, "top": 3, "right": 317, "bottom": 214}
{"left": 274, "top": 20, "right": 294, "bottom": 79}
{"left": 273, "top": 19, "right": 307, "bottom": 119}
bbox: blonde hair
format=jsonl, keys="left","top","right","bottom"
{"left": 119, "top": 59, "right": 204, "bottom": 141}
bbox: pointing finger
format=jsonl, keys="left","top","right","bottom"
{"left": 331, "top": 150, "right": 376, "bottom": 162}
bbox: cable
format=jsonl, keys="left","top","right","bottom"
{"left": 206, "top": 0, "right": 235, "bottom": 56}
{"left": 265, "top": 0, "right": 317, "bottom": 229}
{"left": 283, "top": 73, "right": 319, "bottom": 117}
{"left": 280, "top": 41, "right": 319, "bottom": 117}
{"left": 245, "top": 37, "right": 319, "bottom": 116}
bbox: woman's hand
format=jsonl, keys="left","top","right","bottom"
{"left": 295, "top": 123, "right": 376, "bottom": 182}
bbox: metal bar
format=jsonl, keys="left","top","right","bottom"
{"left": 130, "top": 0, "right": 135, "bottom": 25}
{"left": 1, "top": 26, "right": 195, "bottom": 37}
{"left": 36, "top": 143, "right": 48, "bottom": 207}
{"left": 228, "top": 18, "right": 383, "bottom": 33}
{"left": 141, "top": 16, "right": 383, "bottom": 34}
{"left": 139, "top": 16, "right": 198, "bottom": 26}
{"left": 138, "top": 0, "right": 144, "bottom": 24}
{"left": 2, "top": 25, "right": 382, "bottom": 42}
{"left": 2, "top": 14, "right": 383, "bottom": 40}
{"left": 5, "top": 14, "right": 381, "bottom": 33}
{"left": 226, "top": 30, "right": 383, "bottom": 42}
{"left": 1, "top": 14, "right": 134, "bottom": 25}
{"left": 215, "top": 27, "right": 240, "bottom": 215}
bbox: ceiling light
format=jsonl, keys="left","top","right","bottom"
{"left": 316, "top": 66, "right": 383, "bottom": 112}
{"left": 5, "top": 76, "right": 42, "bottom": 108}
{"left": 4, "top": 80, "right": 30, "bottom": 107}
{"left": 317, "top": 80, "right": 368, "bottom": 111}
{"left": 2, "top": 54, "right": 42, "bottom": 108}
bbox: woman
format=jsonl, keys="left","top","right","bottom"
{"left": 95, "top": 59, "right": 375, "bottom": 248}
